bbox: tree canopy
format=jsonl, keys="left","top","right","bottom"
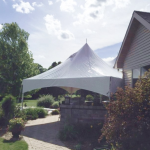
{"left": 35, "top": 63, "right": 47, "bottom": 74}
{"left": 0, "top": 22, "right": 39, "bottom": 97}
{"left": 48, "top": 61, "right": 61, "bottom": 70}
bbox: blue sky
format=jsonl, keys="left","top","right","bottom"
{"left": 1, "top": 0, "right": 150, "bottom": 68}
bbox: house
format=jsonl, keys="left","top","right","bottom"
{"left": 114, "top": 11, "right": 150, "bottom": 87}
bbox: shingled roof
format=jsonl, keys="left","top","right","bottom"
{"left": 114, "top": 11, "right": 150, "bottom": 68}
{"left": 135, "top": 11, "right": 150, "bottom": 24}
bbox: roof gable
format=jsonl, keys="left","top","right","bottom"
{"left": 114, "top": 11, "right": 150, "bottom": 68}
{"left": 135, "top": 11, "right": 150, "bottom": 24}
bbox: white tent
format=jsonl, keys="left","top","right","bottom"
{"left": 105, "top": 57, "right": 117, "bottom": 67}
{"left": 22, "top": 43, "right": 123, "bottom": 103}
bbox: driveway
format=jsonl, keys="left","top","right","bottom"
{"left": 22, "top": 115, "right": 70, "bottom": 150}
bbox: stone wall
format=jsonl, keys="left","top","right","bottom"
{"left": 60, "top": 105, "right": 107, "bottom": 125}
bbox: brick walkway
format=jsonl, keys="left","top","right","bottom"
{"left": 22, "top": 115, "right": 70, "bottom": 150}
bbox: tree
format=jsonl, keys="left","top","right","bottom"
{"left": 32, "top": 87, "right": 67, "bottom": 99}
{"left": 58, "top": 61, "right": 61, "bottom": 65}
{"left": 76, "top": 89, "right": 96, "bottom": 98}
{"left": 35, "top": 63, "right": 47, "bottom": 74}
{"left": 99, "top": 70, "right": 150, "bottom": 150}
{"left": 0, "top": 22, "right": 39, "bottom": 97}
{"left": 48, "top": 61, "right": 61, "bottom": 70}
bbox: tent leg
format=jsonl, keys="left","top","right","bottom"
{"left": 109, "top": 77, "right": 111, "bottom": 101}
{"left": 21, "top": 92, "right": 24, "bottom": 110}
{"left": 18, "top": 85, "right": 22, "bottom": 103}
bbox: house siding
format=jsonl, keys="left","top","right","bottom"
{"left": 123, "top": 70, "right": 132, "bottom": 86}
{"left": 123, "top": 22, "right": 150, "bottom": 86}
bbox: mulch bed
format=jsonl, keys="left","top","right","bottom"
{"left": 63, "top": 137, "right": 102, "bottom": 150}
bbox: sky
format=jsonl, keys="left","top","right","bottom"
{"left": 0, "top": 0, "right": 150, "bottom": 68}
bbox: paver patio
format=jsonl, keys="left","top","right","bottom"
{"left": 22, "top": 115, "right": 70, "bottom": 150}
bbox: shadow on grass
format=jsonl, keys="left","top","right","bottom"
{"left": 0, "top": 127, "right": 7, "bottom": 137}
{"left": 3, "top": 136, "right": 23, "bottom": 143}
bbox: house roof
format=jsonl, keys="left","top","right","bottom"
{"left": 135, "top": 11, "right": 150, "bottom": 24}
{"left": 114, "top": 11, "right": 150, "bottom": 68}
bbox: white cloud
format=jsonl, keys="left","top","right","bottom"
{"left": 44, "top": 15, "right": 61, "bottom": 34}
{"left": 102, "top": 57, "right": 115, "bottom": 62}
{"left": 140, "top": 3, "right": 150, "bottom": 12}
{"left": 12, "top": 0, "right": 34, "bottom": 13}
{"left": 60, "top": 0, "right": 77, "bottom": 12}
{"left": 3, "top": 0, "right": 6, "bottom": 3}
{"left": 48, "top": 1, "right": 53, "bottom": 5}
{"left": 34, "top": 55, "right": 46, "bottom": 59}
{"left": 113, "top": 0, "right": 130, "bottom": 11}
{"left": 73, "top": 0, "right": 106, "bottom": 25}
{"left": 73, "top": 0, "right": 130, "bottom": 25}
{"left": 102, "top": 22, "right": 107, "bottom": 27}
{"left": 0, "top": 24, "right": 3, "bottom": 30}
{"left": 83, "top": 29, "right": 95, "bottom": 34}
{"left": 58, "top": 30, "right": 74, "bottom": 40}
{"left": 44, "top": 14, "right": 74, "bottom": 40}
{"left": 32, "top": 2, "right": 43, "bottom": 7}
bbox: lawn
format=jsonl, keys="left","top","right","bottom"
{"left": 0, "top": 137, "right": 28, "bottom": 150}
{"left": 17, "top": 99, "right": 38, "bottom": 107}
{"left": 0, "top": 99, "right": 38, "bottom": 107}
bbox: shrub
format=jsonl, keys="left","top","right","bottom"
{"left": 14, "top": 105, "right": 27, "bottom": 121}
{"left": 1, "top": 95, "right": 16, "bottom": 120}
{"left": 58, "top": 95, "right": 65, "bottom": 103}
{"left": 34, "top": 108, "right": 48, "bottom": 118}
{"left": 74, "top": 143, "right": 82, "bottom": 150}
{"left": 51, "top": 109, "right": 60, "bottom": 115}
{"left": 37, "top": 95, "right": 54, "bottom": 108}
{"left": 0, "top": 107, "right": 5, "bottom": 126}
{"left": 99, "top": 70, "right": 150, "bottom": 150}
{"left": 59, "top": 123, "right": 78, "bottom": 141}
{"left": 51, "top": 101, "right": 59, "bottom": 108}
{"left": 86, "top": 95, "right": 94, "bottom": 101}
{"left": 24, "top": 95, "right": 32, "bottom": 99}
{"left": 24, "top": 103, "right": 27, "bottom": 107}
{"left": 23, "top": 108, "right": 48, "bottom": 120}
{"left": 24, "top": 108, "right": 38, "bottom": 120}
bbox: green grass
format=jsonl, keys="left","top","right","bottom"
{"left": 0, "top": 137, "right": 28, "bottom": 150}
{"left": 17, "top": 99, "right": 37, "bottom": 107}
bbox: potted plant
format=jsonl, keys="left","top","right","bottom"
{"left": 85, "top": 95, "right": 94, "bottom": 106}
{"left": 8, "top": 118, "right": 25, "bottom": 138}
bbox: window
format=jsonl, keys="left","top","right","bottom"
{"left": 132, "top": 65, "right": 150, "bottom": 87}
{"left": 141, "top": 65, "right": 150, "bottom": 77}
{"left": 132, "top": 68, "right": 140, "bottom": 87}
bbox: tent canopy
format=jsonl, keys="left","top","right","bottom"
{"left": 105, "top": 57, "right": 117, "bottom": 67}
{"left": 22, "top": 43, "right": 123, "bottom": 96}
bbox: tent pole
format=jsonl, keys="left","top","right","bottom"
{"left": 21, "top": 88, "right": 24, "bottom": 110}
{"left": 18, "top": 85, "right": 22, "bottom": 103}
{"left": 109, "top": 77, "right": 111, "bottom": 101}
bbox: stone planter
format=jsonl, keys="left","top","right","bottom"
{"left": 12, "top": 130, "right": 21, "bottom": 138}
{"left": 86, "top": 101, "right": 93, "bottom": 106}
